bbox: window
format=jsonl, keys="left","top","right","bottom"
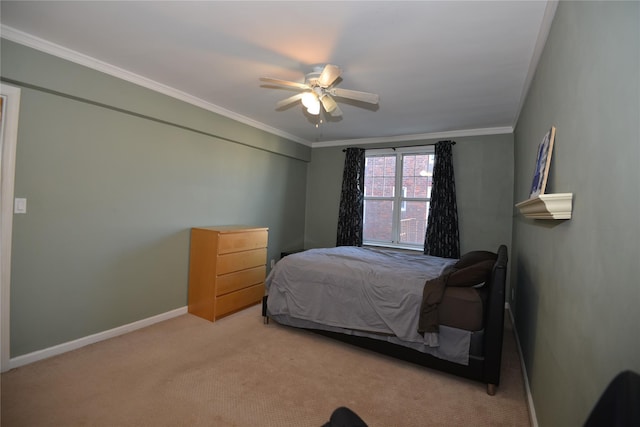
{"left": 363, "top": 147, "right": 434, "bottom": 249}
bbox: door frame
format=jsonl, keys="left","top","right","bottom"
{"left": 0, "top": 84, "right": 21, "bottom": 372}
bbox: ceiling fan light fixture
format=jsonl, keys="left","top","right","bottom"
{"left": 306, "top": 102, "right": 321, "bottom": 115}
{"left": 301, "top": 92, "right": 319, "bottom": 109}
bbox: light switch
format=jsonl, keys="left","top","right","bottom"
{"left": 14, "top": 198, "right": 27, "bottom": 214}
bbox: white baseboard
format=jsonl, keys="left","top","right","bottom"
{"left": 9, "top": 306, "right": 188, "bottom": 370}
{"left": 505, "top": 302, "right": 538, "bottom": 427}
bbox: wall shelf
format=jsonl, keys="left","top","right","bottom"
{"left": 515, "top": 193, "right": 573, "bottom": 219}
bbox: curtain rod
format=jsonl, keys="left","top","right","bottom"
{"left": 342, "top": 140, "right": 456, "bottom": 152}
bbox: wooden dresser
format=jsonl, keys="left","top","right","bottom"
{"left": 188, "top": 226, "right": 268, "bottom": 322}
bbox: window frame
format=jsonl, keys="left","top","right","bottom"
{"left": 363, "top": 145, "right": 435, "bottom": 250}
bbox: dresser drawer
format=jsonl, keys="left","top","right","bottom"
{"left": 215, "top": 283, "right": 264, "bottom": 318}
{"left": 218, "top": 230, "right": 268, "bottom": 255}
{"left": 216, "top": 265, "right": 266, "bottom": 296}
{"left": 217, "top": 248, "right": 266, "bottom": 275}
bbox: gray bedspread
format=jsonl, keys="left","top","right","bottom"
{"left": 265, "top": 247, "right": 474, "bottom": 365}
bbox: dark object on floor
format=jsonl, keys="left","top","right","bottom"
{"left": 322, "top": 407, "right": 368, "bottom": 427}
{"left": 584, "top": 370, "right": 640, "bottom": 427}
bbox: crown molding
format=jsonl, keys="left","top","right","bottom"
{"left": 512, "top": 1, "right": 558, "bottom": 129}
{"left": 311, "top": 126, "right": 514, "bottom": 148}
{"left": 1, "top": 25, "right": 514, "bottom": 149}
{"left": 0, "top": 25, "right": 312, "bottom": 147}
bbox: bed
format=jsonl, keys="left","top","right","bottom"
{"left": 263, "top": 245, "right": 508, "bottom": 395}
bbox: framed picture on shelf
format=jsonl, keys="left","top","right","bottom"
{"left": 529, "top": 126, "right": 556, "bottom": 198}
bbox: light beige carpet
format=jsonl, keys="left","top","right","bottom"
{"left": 1, "top": 305, "right": 530, "bottom": 426}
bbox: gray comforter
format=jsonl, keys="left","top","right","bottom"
{"left": 265, "top": 247, "right": 473, "bottom": 364}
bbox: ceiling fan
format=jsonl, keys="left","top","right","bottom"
{"left": 260, "top": 64, "right": 379, "bottom": 118}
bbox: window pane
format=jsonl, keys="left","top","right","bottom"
{"left": 399, "top": 201, "right": 430, "bottom": 245}
{"left": 365, "top": 156, "right": 396, "bottom": 197}
{"left": 402, "top": 154, "right": 433, "bottom": 198}
{"left": 363, "top": 200, "right": 393, "bottom": 242}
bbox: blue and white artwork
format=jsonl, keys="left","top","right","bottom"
{"left": 529, "top": 127, "right": 556, "bottom": 198}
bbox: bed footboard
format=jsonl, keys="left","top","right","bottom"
{"left": 481, "top": 245, "right": 508, "bottom": 391}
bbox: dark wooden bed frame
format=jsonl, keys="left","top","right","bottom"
{"left": 263, "top": 245, "right": 508, "bottom": 395}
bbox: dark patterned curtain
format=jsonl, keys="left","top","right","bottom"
{"left": 424, "top": 140, "right": 460, "bottom": 258}
{"left": 336, "top": 147, "right": 366, "bottom": 246}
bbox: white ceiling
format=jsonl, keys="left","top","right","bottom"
{"left": 0, "top": 1, "right": 555, "bottom": 146}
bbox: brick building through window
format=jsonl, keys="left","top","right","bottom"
{"left": 363, "top": 147, "right": 434, "bottom": 249}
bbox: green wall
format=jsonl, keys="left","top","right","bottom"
{"left": 2, "top": 40, "right": 310, "bottom": 357}
{"left": 305, "top": 133, "right": 514, "bottom": 255}
{"left": 512, "top": 2, "right": 640, "bottom": 425}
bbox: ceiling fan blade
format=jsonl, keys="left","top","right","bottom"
{"left": 275, "top": 93, "right": 305, "bottom": 109}
{"left": 328, "top": 87, "right": 379, "bottom": 104}
{"left": 319, "top": 94, "right": 338, "bottom": 113}
{"left": 320, "top": 95, "right": 342, "bottom": 117}
{"left": 317, "top": 64, "right": 341, "bottom": 88}
{"left": 329, "top": 103, "right": 343, "bottom": 117}
{"left": 260, "top": 77, "right": 310, "bottom": 90}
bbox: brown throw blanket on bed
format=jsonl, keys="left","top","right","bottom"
{"left": 418, "top": 254, "right": 496, "bottom": 335}
{"left": 417, "top": 269, "right": 454, "bottom": 334}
